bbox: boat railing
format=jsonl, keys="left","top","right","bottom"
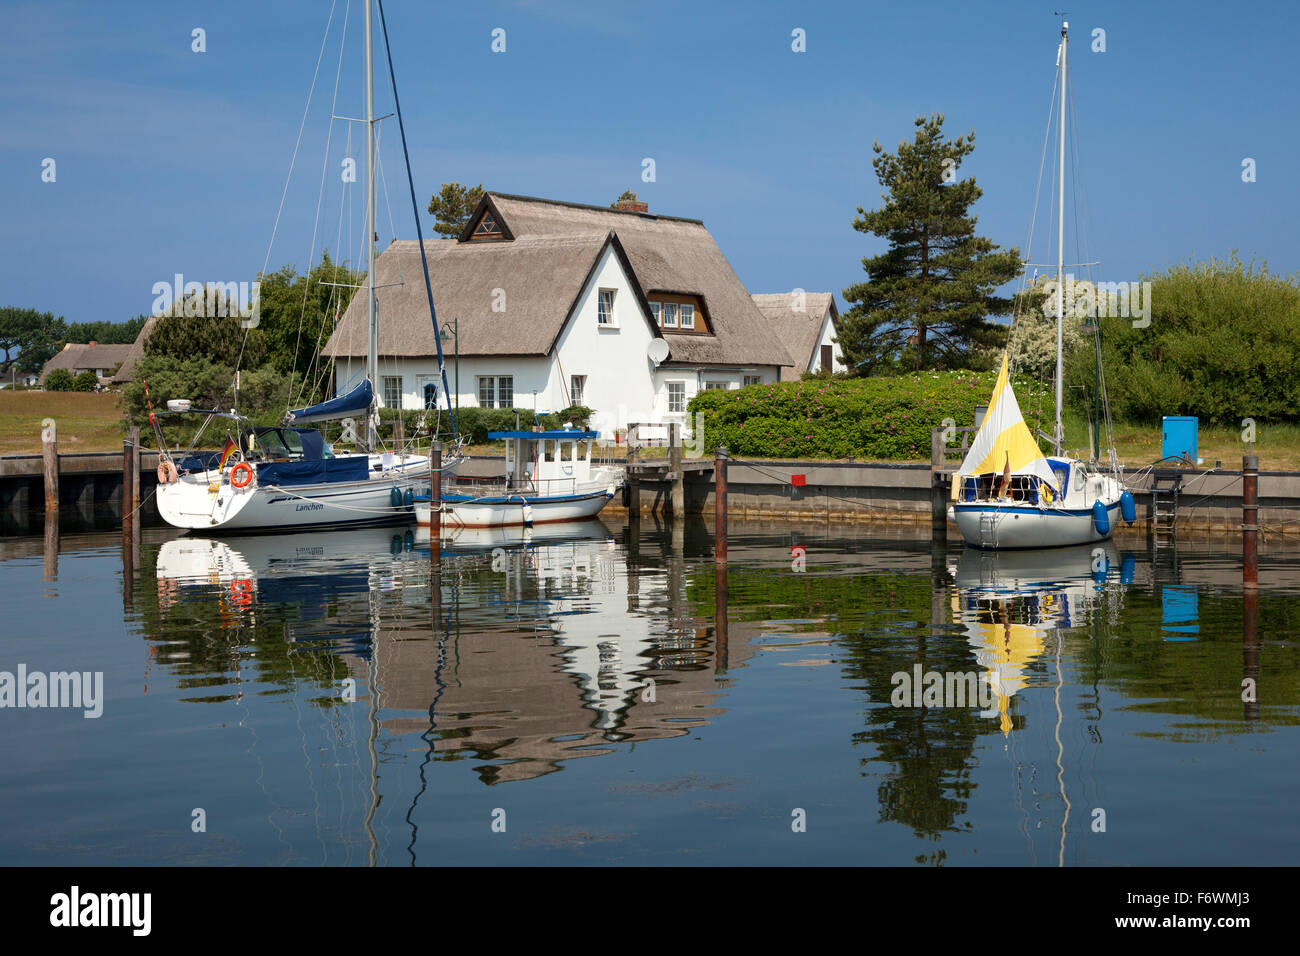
{"left": 443, "top": 475, "right": 591, "bottom": 499}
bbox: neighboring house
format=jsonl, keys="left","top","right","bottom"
{"left": 750, "top": 292, "right": 846, "bottom": 381}
{"left": 322, "top": 192, "right": 793, "bottom": 438}
{"left": 40, "top": 341, "right": 132, "bottom": 385}
{"left": 112, "top": 315, "right": 159, "bottom": 385}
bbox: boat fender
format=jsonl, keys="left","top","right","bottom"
{"left": 404, "top": 488, "right": 415, "bottom": 510}
{"left": 157, "top": 459, "right": 179, "bottom": 484}
{"left": 1092, "top": 499, "right": 1110, "bottom": 536}
{"left": 390, "top": 487, "right": 403, "bottom": 509}
{"left": 230, "top": 462, "right": 254, "bottom": 489}
{"left": 1120, "top": 490, "right": 1136, "bottom": 524}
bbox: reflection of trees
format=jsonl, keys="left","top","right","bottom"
{"left": 687, "top": 565, "right": 989, "bottom": 841}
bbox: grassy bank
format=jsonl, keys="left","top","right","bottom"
{"left": 0, "top": 391, "right": 123, "bottom": 455}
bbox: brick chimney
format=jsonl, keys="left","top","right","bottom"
{"left": 615, "top": 199, "right": 649, "bottom": 213}
{"left": 87, "top": 340, "right": 97, "bottom": 348}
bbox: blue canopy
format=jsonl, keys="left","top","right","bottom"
{"left": 489, "top": 430, "right": 599, "bottom": 440}
{"left": 289, "top": 380, "right": 373, "bottom": 424}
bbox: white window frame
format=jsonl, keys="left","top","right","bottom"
{"left": 570, "top": 374, "right": 585, "bottom": 406}
{"left": 597, "top": 289, "right": 617, "bottom": 326}
{"left": 743, "top": 374, "right": 761, "bottom": 387}
{"left": 649, "top": 301, "right": 661, "bottom": 326}
{"left": 680, "top": 303, "right": 695, "bottom": 329}
{"left": 477, "top": 375, "right": 514, "bottom": 409}
{"left": 666, "top": 381, "right": 686, "bottom": 414}
{"left": 663, "top": 302, "right": 679, "bottom": 329}
{"left": 381, "top": 375, "right": 403, "bottom": 408}
{"left": 703, "top": 381, "right": 729, "bottom": 391}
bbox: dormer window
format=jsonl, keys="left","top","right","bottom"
{"left": 680, "top": 304, "right": 694, "bottom": 329}
{"left": 647, "top": 293, "right": 707, "bottom": 333}
{"left": 663, "top": 302, "right": 678, "bottom": 329}
{"left": 472, "top": 212, "right": 503, "bottom": 240}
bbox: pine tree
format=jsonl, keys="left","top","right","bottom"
{"left": 841, "top": 114, "right": 1022, "bottom": 374}
{"left": 427, "top": 182, "right": 485, "bottom": 237}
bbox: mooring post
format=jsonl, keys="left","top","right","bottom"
{"left": 122, "top": 430, "right": 135, "bottom": 526}
{"left": 395, "top": 415, "right": 405, "bottom": 467}
{"left": 41, "top": 419, "right": 58, "bottom": 518}
{"left": 669, "top": 421, "right": 684, "bottom": 518}
{"left": 129, "top": 425, "right": 141, "bottom": 515}
{"left": 932, "top": 473, "right": 949, "bottom": 542}
{"left": 627, "top": 424, "right": 641, "bottom": 527}
{"left": 714, "top": 444, "right": 728, "bottom": 565}
{"left": 1243, "top": 453, "right": 1258, "bottom": 590}
{"left": 431, "top": 441, "right": 442, "bottom": 539}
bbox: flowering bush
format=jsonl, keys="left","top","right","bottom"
{"left": 687, "top": 370, "right": 1053, "bottom": 460}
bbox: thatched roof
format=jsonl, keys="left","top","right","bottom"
{"left": 41, "top": 343, "right": 133, "bottom": 383}
{"left": 751, "top": 292, "right": 838, "bottom": 381}
{"left": 111, "top": 315, "right": 159, "bottom": 384}
{"left": 324, "top": 192, "right": 793, "bottom": 367}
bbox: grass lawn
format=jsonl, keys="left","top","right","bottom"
{"left": 0, "top": 391, "right": 125, "bottom": 455}
{"left": 1060, "top": 412, "right": 1299, "bottom": 471}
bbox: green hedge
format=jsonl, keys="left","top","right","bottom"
{"left": 377, "top": 405, "right": 593, "bottom": 445}
{"left": 687, "top": 372, "right": 1053, "bottom": 460}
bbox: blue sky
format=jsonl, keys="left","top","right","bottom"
{"left": 2, "top": 0, "right": 1296, "bottom": 327}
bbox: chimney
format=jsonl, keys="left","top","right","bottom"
{"left": 615, "top": 199, "right": 649, "bottom": 214}
{"left": 88, "top": 340, "right": 97, "bottom": 348}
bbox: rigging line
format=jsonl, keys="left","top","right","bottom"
{"left": 288, "top": 0, "right": 353, "bottom": 415}
{"left": 376, "top": 0, "right": 458, "bottom": 440}
{"left": 241, "top": 0, "right": 341, "bottom": 392}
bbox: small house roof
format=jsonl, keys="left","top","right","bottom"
{"left": 751, "top": 292, "right": 838, "bottom": 380}
{"left": 40, "top": 343, "right": 133, "bottom": 383}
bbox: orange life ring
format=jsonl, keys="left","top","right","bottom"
{"left": 230, "top": 462, "right": 255, "bottom": 488}
{"left": 156, "top": 460, "right": 178, "bottom": 484}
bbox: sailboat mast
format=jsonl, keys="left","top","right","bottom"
{"left": 365, "top": 0, "right": 379, "bottom": 452}
{"left": 1054, "top": 20, "right": 1067, "bottom": 456}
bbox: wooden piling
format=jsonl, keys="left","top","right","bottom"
{"left": 41, "top": 420, "right": 58, "bottom": 517}
{"left": 669, "top": 422, "right": 684, "bottom": 518}
{"left": 430, "top": 441, "right": 442, "bottom": 539}
{"left": 1243, "top": 454, "right": 1258, "bottom": 590}
{"left": 627, "top": 424, "right": 641, "bottom": 527}
{"left": 932, "top": 473, "right": 949, "bottom": 542}
{"left": 395, "top": 416, "right": 405, "bottom": 465}
{"left": 714, "top": 445, "right": 728, "bottom": 564}
{"left": 122, "top": 430, "right": 135, "bottom": 526}
{"left": 129, "top": 425, "right": 141, "bottom": 515}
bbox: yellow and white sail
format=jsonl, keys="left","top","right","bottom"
{"left": 958, "top": 355, "right": 1056, "bottom": 484}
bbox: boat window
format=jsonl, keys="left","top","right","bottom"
{"left": 281, "top": 430, "right": 305, "bottom": 459}
{"left": 559, "top": 442, "right": 572, "bottom": 462}
{"left": 575, "top": 440, "right": 589, "bottom": 460}
{"left": 256, "top": 429, "right": 290, "bottom": 458}
{"left": 543, "top": 441, "right": 555, "bottom": 463}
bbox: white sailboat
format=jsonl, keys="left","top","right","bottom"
{"left": 153, "top": 1, "right": 459, "bottom": 533}
{"left": 949, "top": 21, "right": 1134, "bottom": 550}
{"left": 414, "top": 429, "right": 623, "bottom": 530}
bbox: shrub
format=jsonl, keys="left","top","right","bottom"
{"left": 72, "top": 370, "right": 99, "bottom": 391}
{"left": 687, "top": 370, "right": 1053, "bottom": 460}
{"left": 377, "top": 405, "right": 595, "bottom": 445}
{"left": 43, "top": 368, "right": 75, "bottom": 391}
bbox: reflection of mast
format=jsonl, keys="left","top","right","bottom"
{"left": 1053, "top": 625, "right": 1071, "bottom": 867}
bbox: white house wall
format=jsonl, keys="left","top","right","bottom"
{"left": 812, "top": 312, "right": 846, "bottom": 373}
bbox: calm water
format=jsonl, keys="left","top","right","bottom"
{"left": 1, "top": 515, "right": 1298, "bottom": 866}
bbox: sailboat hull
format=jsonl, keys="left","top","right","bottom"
{"left": 952, "top": 498, "right": 1122, "bottom": 550}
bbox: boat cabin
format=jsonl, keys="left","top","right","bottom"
{"left": 491, "top": 430, "right": 600, "bottom": 492}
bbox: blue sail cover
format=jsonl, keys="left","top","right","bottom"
{"left": 288, "top": 380, "right": 373, "bottom": 424}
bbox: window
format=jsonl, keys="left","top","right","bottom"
{"left": 382, "top": 375, "right": 402, "bottom": 408}
{"left": 598, "top": 289, "right": 616, "bottom": 325}
{"left": 680, "top": 303, "right": 694, "bottom": 329}
{"left": 423, "top": 383, "right": 438, "bottom": 409}
{"left": 743, "top": 375, "right": 762, "bottom": 387}
{"left": 663, "top": 302, "right": 679, "bottom": 329}
{"left": 704, "top": 381, "right": 729, "bottom": 391}
{"left": 650, "top": 301, "right": 661, "bottom": 326}
{"left": 478, "top": 375, "right": 514, "bottom": 408}
{"left": 667, "top": 382, "right": 686, "bottom": 414}
{"left": 570, "top": 374, "right": 586, "bottom": 406}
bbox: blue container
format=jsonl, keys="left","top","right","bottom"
{"left": 1162, "top": 416, "right": 1198, "bottom": 464}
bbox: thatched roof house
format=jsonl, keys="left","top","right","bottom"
{"left": 323, "top": 192, "right": 793, "bottom": 427}
{"left": 750, "top": 292, "right": 845, "bottom": 381}
{"left": 40, "top": 342, "right": 133, "bottom": 385}
{"left": 111, "top": 316, "right": 159, "bottom": 385}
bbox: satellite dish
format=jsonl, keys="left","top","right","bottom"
{"left": 646, "top": 339, "right": 670, "bottom": 366}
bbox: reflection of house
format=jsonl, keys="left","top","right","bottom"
{"left": 322, "top": 192, "right": 793, "bottom": 433}
{"left": 751, "top": 292, "right": 845, "bottom": 381}
{"left": 40, "top": 341, "right": 131, "bottom": 385}
{"left": 350, "top": 539, "right": 757, "bottom": 784}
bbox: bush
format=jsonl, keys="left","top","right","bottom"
{"left": 72, "top": 370, "right": 99, "bottom": 391}
{"left": 687, "top": 371, "right": 1053, "bottom": 460}
{"left": 44, "top": 368, "right": 75, "bottom": 391}
{"left": 1065, "top": 256, "right": 1300, "bottom": 426}
{"left": 377, "top": 405, "right": 595, "bottom": 445}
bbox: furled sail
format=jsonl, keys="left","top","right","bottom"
{"left": 958, "top": 355, "right": 1056, "bottom": 483}
{"left": 287, "top": 379, "right": 373, "bottom": 424}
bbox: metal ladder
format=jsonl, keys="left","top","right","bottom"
{"left": 1150, "top": 472, "right": 1183, "bottom": 545}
